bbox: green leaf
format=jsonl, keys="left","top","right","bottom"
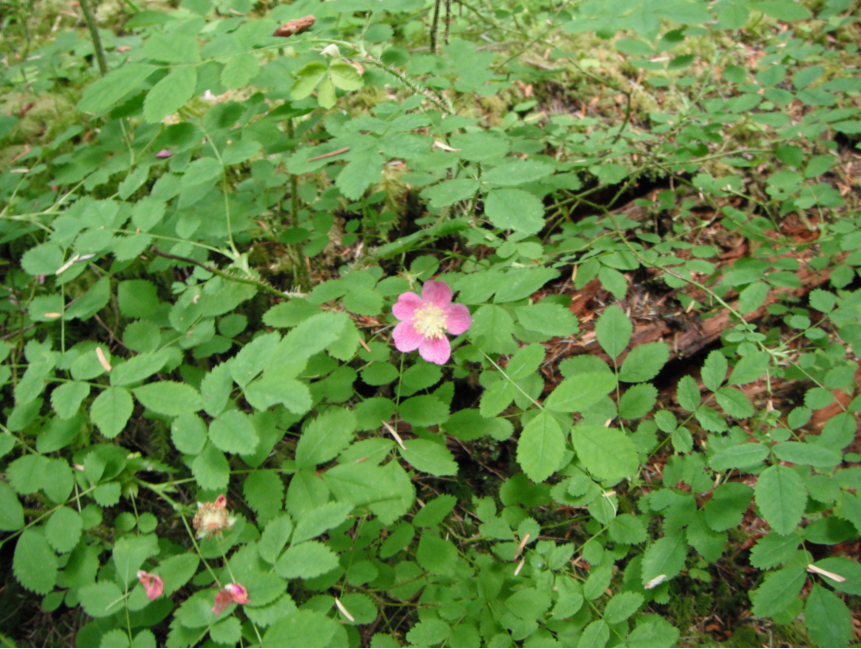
{"left": 626, "top": 619, "right": 680, "bottom": 648}
{"left": 171, "top": 413, "right": 208, "bottom": 455}
{"left": 192, "top": 442, "right": 230, "bottom": 491}
{"left": 750, "top": 566, "right": 806, "bottom": 617}
{"left": 701, "top": 350, "right": 728, "bottom": 392}
{"left": 244, "top": 470, "right": 285, "bottom": 523}
{"left": 275, "top": 541, "right": 339, "bottom": 579}
{"left": 65, "top": 276, "right": 111, "bottom": 321}
{"left": 749, "top": 532, "right": 800, "bottom": 569}
{"left": 245, "top": 372, "right": 312, "bottom": 416}
{"left": 417, "top": 532, "right": 458, "bottom": 576}
{"left": 710, "top": 442, "right": 768, "bottom": 471}
{"left": 715, "top": 387, "right": 754, "bottom": 418}
{"left": 78, "top": 581, "right": 125, "bottom": 618}
{"left": 263, "top": 610, "right": 340, "bottom": 648}
{"left": 221, "top": 52, "right": 259, "bottom": 89}
{"left": 21, "top": 243, "right": 64, "bottom": 276}
{"left": 603, "top": 591, "right": 643, "bottom": 624}
{"left": 443, "top": 409, "right": 512, "bottom": 442}
{"left": 78, "top": 63, "right": 156, "bottom": 115}
{"left": 752, "top": 0, "right": 811, "bottom": 21}
{"left": 479, "top": 380, "right": 516, "bottom": 417}
{"left": 51, "top": 381, "right": 91, "bottom": 419}
{"left": 143, "top": 65, "right": 198, "bottom": 124}
{"left": 578, "top": 620, "right": 609, "bottom": 648}
{"left": 812, "top": 557, "right": 861, "bottom": 595}
{"left": 618, "top": 342, "right": 669, "bottom": 383}
{"left": 0, "top": 482, "right": 24, "bottom": 531}
{"left": 113, "top": 535, "right": 159, "bottom": 587}
{"left": 641, "top": 532, "right": 687, "bottom": 586}
{"left": 259, "top": 515, "right": 294, "bottom": 564}
{"left": 90, "top": 387, "right": 134, "bottom": 439}
{"left": 143, "top": 32, "right": 200, "bottom": 63}
{"left": 515, "top": 303, "right": 579, "bottom": 337}
{"left": 469, "top": 304, "right": 517, "bottom": 354}
{"left": 295, "top": 408, "right": 357, "bottom": 469}
{"left": 482, "top": 159, "right": 555, "bottom": 186}
{"left": 399, "top": 395, "right": 449, "bottom": 427}
{"left": 400, "top": 439, "right": 458, "bottom": 477}
{"left": 598, "top": 266, "right": 627, "bottom": 300}
{"left": 484, "top": 189, "right": 545, "bottom": 234}
{"left": 608, "top": 514, "right": 647, "bottom": 544}
{"left": 729, "top": 351, "right": 769, "bottom": 385}
{"left": 133, "top": 381, "right": 202, "bottom": 416}
{"left": 571, "top": 425, "right": 638, "bottom": 484}
{"left": 277, "top": 312, "right": 349, "bottom": 363}
{"left": 737, "top": 281, "right": 769, "bottom": 314}
{"left": 420, "top": 179, "right": 480, "bottom": 209}
{"left": 336, "top": 150, "right": 383, "bottom": 200}
{"left": 413, "top": 495, "right": 457, "bottom": 528}
{"left": 618, "top": 383, "right": 657, "bottom": 419}
{"left": 110, "top": 351, "right": 169, "bottom": 387}
{"left": 329, "top": 62, "right": 364, "bottom": 90}
{"left": 221, "top": 140, "right": 262, "bottom": 166}
{"left": 595, "top": 305, "right": 631, "bottom": 360}
{"left": 545, "top": 372, "right": 616, "bottom": 413}
{"left": 755, "top": 465, "right": 807, "bottom": 535}
{"left": 291, "top": 62, "right": 327, "bottom": 99}
{"left": 158, "top": 553, "right": 200, "bottom": 595}
{"left": 209, "top": 409, "right": 259, "bottom": 455}
{"left": 406, "top": 619, "right": 450, "bottom": 647}
{"left": 517, "top": 411, "right": 565, "bottom": 483}
{"left": 13, "top": 528, "right": 58, "bottom": 595}
{"left": 772, "top": 442, "right": 841, "bottom": 469}
{"left": 704, "top": 482, "right": 753, "bottom": 532}
{"left": 45, "top": 507, "right": 82, "bottom": 553}
{"left": 676, "top": 375, "right": 700, "bottom": 411}
{"left": 292, "top": 501, "right": 352, "bottom": 544}
{"left": 805, "top": 583, "right": 853, "bottom": 648}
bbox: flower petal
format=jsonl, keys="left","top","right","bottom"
{"left": 393, "top": 320, "right": 424, "bottom": 352}
{"left": 421, "top": 280, "right": 452, "bottom": 308}
{"left": 392, "top": 292, "right": 423, "bottom": 321}
{"left": 444, "top": 303, "right": 471, "bottom": 335}
{"left": 137, "top": 571, "right": 164, "bottom": 600}
{"left": 419, "top": 336, "right": 451, "bottom": 365}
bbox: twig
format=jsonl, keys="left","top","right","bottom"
{"left": 149, "top": 247, "right": 304, "bottom": 299}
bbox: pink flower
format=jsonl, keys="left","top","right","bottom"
{"left": 136, "top": 571, "right": 164, "bottom": 600}
{"left": 392, "top": 280, "right": 471, "bottom": 365}
{"left": 155, "top": 149, "right": 172, "bottom": 158}
{"left": 212, "top": 583, "right": 251, "bottom": 616}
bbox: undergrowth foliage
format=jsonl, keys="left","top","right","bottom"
{"left": 0, "top": 0, "right": 860, "bottom": 646}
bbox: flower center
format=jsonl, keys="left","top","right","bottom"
{"left": 413, "top": 304, "right": 448, "bottom": 339}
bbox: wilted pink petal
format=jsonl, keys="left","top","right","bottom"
{"left": 419, "top": 335, "right": 451, "bottom": 365}
{"left": 444, "top": 303, "right": 472, "bottom": 335}
{"left": 392, "top": 292, "right": 422, "bottom": 321}
{"left": 155, "top": 149, "right": 172, "bottom": 158}
{"left": 421, "top": 280, "right": 452, "bottom": 307}
{"left": 137, "top": 571, "right": 164, "bottom": 600}
{"left": 393, "top": 320, "right": 423, "bottom": 352}
{"left": 215, "top": 494, "right": 227, "bottom": 508}
{"left": 390, "top": 280, "right": 470, "bottom": 366}
{"left": 212, "top": 583, "right": 250, "bottom": 615}
{"left": 225, "top": 583, "right": 250, "bottom": 604}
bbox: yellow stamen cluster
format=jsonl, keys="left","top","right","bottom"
{"left": 413, "top": 304, "right": 448, "bottom": 339}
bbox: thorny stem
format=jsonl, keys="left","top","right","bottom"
{"left": 79, "top": 0, "right": 108, "bottom": 76}
{"left": 286, "top": 119, "right": 311, "bottom": 292}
